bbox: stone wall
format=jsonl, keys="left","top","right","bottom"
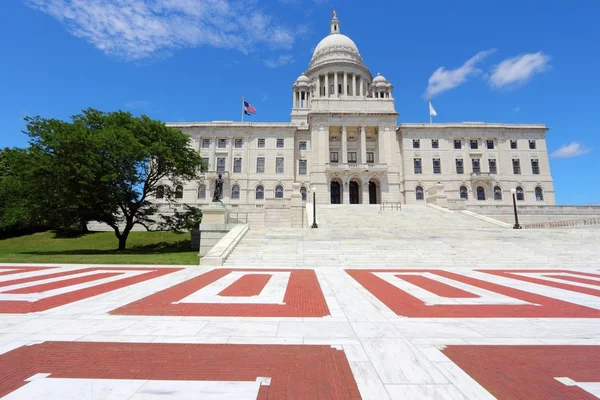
{"left": 467, "top": 204, "right": 600, "bottom": 225}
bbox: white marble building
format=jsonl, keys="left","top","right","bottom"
{"left": 163, "top": 12, "right": 555, "bottom": 209}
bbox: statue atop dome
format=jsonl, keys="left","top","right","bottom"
{"left": 333, "top": 9, "right": 337, "bottom": 19}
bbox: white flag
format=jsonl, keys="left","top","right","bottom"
{"left": 429, "top": 100, "right": 437, "bottom": 117}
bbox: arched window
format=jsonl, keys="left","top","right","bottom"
{"left": 175, "top": 185, "right": 183, "bottom": 199}
{"left": 197, "top": 184, "right": 206, "bottom": 199}
{"left": 476, "top": 186, "right": 486, "bottom": 201}
{"left": 256, "top": 185, "right": 264, "bottom": 200}
{"left": 300, "top": 187, "right": 307, "bottom": 201}
{"left": 156, "top": 186, "right": 164, "bottom": 199}
{"left": 275, "top": 185, "right": 284, "bottom": 199}
{"left": 416, "top": 186, "right": 424, "bottom": 200}
{"left": 460, "top": 186, "right": 468, "bottom": 200}
{"left": 516, "top": 186, "right": 524, "bottom": 201}
{"left": 494, "top": 186, "right": 502, "bottom": 200}
{"left": 231, "top": 185, "right": 240, "bottom": 200}
{"left": 535, "top": 186, "right": 544, "bottom": 201}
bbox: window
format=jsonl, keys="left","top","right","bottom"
{"left": 231, "top": 185, "right": 240, "bottom": 200}
{"left": 416, "top": 186, "right": 424, "bottom": 200}
{"left": 433, "top": 158, "right": 441, "bottom": 174}
{"left": 456, "top": 159, "right": 464, "bottom": 174}
{"left": 489, "top": 159, "right": 497, "bottom": 174}
{"left": 510, "top": 140, "right": 518, "bottom": 149}
{"left": 454, "top": 139, "right": 462, "bottom": 149}
{"left": 513, "top": 159, "right": 521, "bottom": 174}
{"left": 234, "top": 138, "right": 243, "bottom": 148}
{"left": 494, "top": 186, "right": 502, "bottom": 200}
{"left": 348, "top": 152, "right": 357, "bottom": 163}
{"left": 535, "top": 186, "right": 544, "bottom": 201}
{"left": 432, "top": 139, "right": 439, "bottom": 149}
{"left": 330, "top": 85, "right": 334, "bottom": 95}
{"left": 338, "top": 84, "right": 342, "bottom": 94}
{"left": 277, "top": 138, "right": 284, "bottom": 148}
{"left": 472, "top": 158, "right": 481, "bottom": 173}
{"left": 256, "top": 185, "right": 264, "bottom": 200}
{"left": 330, "top": 152, "right": 339, "bottom": 163}
{"left": 476, "top": 186, "right": 486, "bottom": 201}
{"left": 175, "top": 185, "right": 183, "bottom": 199}
{"left": 299, "top": 141, "right": 307, "bottom": 150}
{"left": 216, "top": 157, "right": 226, "bottom": 172}
{"left": 299, "top": 160, "right": 307, "bottom": 175}
{"left": 413, "top": 139, "right": 420, "bottom": 149}
{"left": 516, "top": 186, "right": 524, "bottom": 201}
{"left": 414, "top": 158, "right": 422, "bottom": 174}
{"left": 460, "top": 186, "right": 468, "bottom": 200}
{"left": 275, "top": 185, "right": 284, "bottom": 198}
{"left": 276, "top": 157, "right": 284, "bottom": 173}
{"left": 256, "top": 157, "right": 265, "bottom": 173}
{"left": 258, "top": 138, "right": 265, "bottom": 148}
{"left": 156, "top": 186, "right": 164, "bottom": 199}
{"left": 234, "top": 158, "right": 242, "bottom": 173}
{"left": 218, "top": 138, "right": 227, "bottom": 149}
{"left": 202, "top": 157, "right": 209, "bottom": 168}
{"left": 202, "top": 139, "right": 210, "bottom": 148}
{"left": 529, "top": 140, "right": 536, "bottom": 149}
{"left": 300, "top": 187, "right": 307, "bottom": 201}
{"left": 486, "top": 140, "right": 495, "bottom": 149}
{"left": 367, "top": 152, "right": 375, "bottom": 163}
{"left": 197, "top": 185, "right": 206, "bottom": 199}
{"left": 470, "top": 140, "right": 478, "bottom": 150}
{"left": 531, "top": 159, "right": 540, "bottom": 175}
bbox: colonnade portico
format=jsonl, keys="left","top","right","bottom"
{"left": 317, "top": 72, "right": 368, "bottom": 97}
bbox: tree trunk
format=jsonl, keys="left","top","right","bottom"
{"left": 117, "top": 222, "right": 133, "bottom": 251}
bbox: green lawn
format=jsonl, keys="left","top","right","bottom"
{"left": 0, "top": 231, "right": 198, "bottom": 265}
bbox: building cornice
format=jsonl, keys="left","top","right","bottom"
{"left": 167, "top": 122, "right": 296, "bottom": 129}
{"left": 397, "top": 123, "right": 548, "bottom": 131}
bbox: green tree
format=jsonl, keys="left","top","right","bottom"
{"left": 158, "top": 204, "right": 203, "bottom": 233}
{"left": 20, "top": 109, "right": 205, "bottom": 250}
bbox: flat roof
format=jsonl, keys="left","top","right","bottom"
{"left": 398, "top": 122, "right": 548, "bottom": 130}
{"left": 166, "top": 121, "right": 295, "bottom": 129}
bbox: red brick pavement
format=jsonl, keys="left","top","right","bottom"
{"left": 0, "top": 266, "right": 54, "bottom": 277}
{"left": 0, "top": 341, "right": 362, "bottom": 399}
{"left": 481, "top": 270, "right": 600, "bottom": 297}
{"left": 443, "top": 345, "right": 600, "bottom": 400}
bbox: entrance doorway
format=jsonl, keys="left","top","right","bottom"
{"left": 369, "top": 181, "right": 378, "bottom": 204}
{"left": 330, "top": 181, "right": 341, "bottom": 204}
{"left": 349, "top": 181, "right": 360, "bottom": 204}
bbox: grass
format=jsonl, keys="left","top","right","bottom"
{"left": 0, "top": 231, "right": 199, "bottom": 265}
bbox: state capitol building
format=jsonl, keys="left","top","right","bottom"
{"left": 163, "top": 12, "right": 555, "bottom": 209}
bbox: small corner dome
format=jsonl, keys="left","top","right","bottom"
{"left": 294, "top": 73, "right": 310, "bottom": 87}
{"left": 373, "top": 73, "right": 387, "bottom": 82}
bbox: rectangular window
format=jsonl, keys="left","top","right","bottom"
{"left": 414, "top": 158, "right": 422, "bottom": 174}
{"left": 454, "top": 139, "right": 462, "bottom": 149}
{"left": 258, "top": 138, "right": 265, "bottom": 148}
{"left": 433, "top": 158, "right": 441, "bottom": 174}
{"left": 299, "top": 160, "right": 307, "bottom": 175}
{"left": 489, "top": 159, "right": 497, "bottom": 174}
{"left": 233, "top": 158, "right": 242, "bottom": 173}
{"left": 348, "top": 152, "right": 357, "bottom": 163}
{"left": 277, "top": 138, "right": 284, "bottom": 148}
{"left": 330, "top": 152, "right": 339, "bottom": 163}
{"left": 431, "top": 139, "right": 439, "bottom": 149}
{"left": 202, "top": 157, "right": 209, "bottom": 168}
{"left": 486, "top": 140, "right": 495, "bottom": 149}
{"left": 413, "top": 139, "right": 420, "bottom": 149}
{"left": 202, "top": 139, "right": 210, "bottom": 148}
{"left": 470, "top": 140, "right": 478, "bottom": 150}
{"left": 513, "top": 159, "right": 521, "bottom": 174}
{"left": 510, "top": 140, "right": 518, "bottom": 149}
{"left": 472, "top": 158, "right": 481, "bottom": 173}
{"left": 256, "top": 157, "right": 265, "bottom": 173}
{"left": 531, "top": 159, "right": 540, "bottom": 175}
{"left": 234, "top": 138, "right": 243, "bottom": 148}
{"left": 218, "top": 138, "right": 227, "bottom": 149}
{"left": 299, "top": 141, "right": 307, "bottom": 150}
{"left": 276, "top": 157, "right": 284, "bottom": 173}
{"left": 529, "top": 140, "right": 536, "bottom": 149}
{"left": 216, "top": 157, "right": 226, "bottom": 172}
{"left": 455, "top": 159, "right": 464, "bottom": 174}
{"left": 367, "top": 152, "right": 375, "bottom": 163}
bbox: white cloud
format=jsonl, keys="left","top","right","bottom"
{"left": 25, "top": 0, "right": 299, "bottom": 60}
{"left": 489, "top": 52, "right": 550, "bottom": 88}
{"left": 424, "top": 49, "right": 496, "bottom": 98}
{"left": 263, "top": 54, "right": 294, "bottom": 68}
{"left": 551, "top": 142, "right": 591, "bottom": 158}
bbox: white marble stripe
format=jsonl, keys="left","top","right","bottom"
{"left": 513, "top": 272, "right": 600, "bottom": 290}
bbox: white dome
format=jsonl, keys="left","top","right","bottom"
{"left": 373, "top": 73, "right": 386, "bottom": 82}
{"left": 296, "top": 74, "right": 310, "bottom": 83}
{"left": 312, "top": 34, "right": 359, "bottom": 59}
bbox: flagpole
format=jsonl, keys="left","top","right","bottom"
{"left": 241, "top": 96, "right": 244, "bottom": 122}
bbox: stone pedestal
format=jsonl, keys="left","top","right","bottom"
{"left": 426, "top": 182, "right": 449, "bottom": 208}
{"left": 197, "top": 202, "right": 230, "bottom": 257}
{"left": 202, "top": 202, "right": 227, "bottom": 224}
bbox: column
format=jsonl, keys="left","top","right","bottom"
{"left": 306, "top": 91, "right": 310, "bottom": 107}
{"left": 292, "top": 90, "right": 296, "bottom": 108}
{"left": 325, "top": 74, "right": 329, "bottom": 98}
{"left": 359, "top": 77, "right": 363, "bottom": 97}
{"left": 209, "top": 139, "right": 216, "bottom": 171}
{"left": 334, "top": 72, "right": 338, "bottom": 96}
{"left": 343, "top": 72, "right": 348, "bottom": 96}
{"left": 360, "top": 125, "right": 367, "bottom": 164}
{"left": 377, "top": 126, "right": 385, "bottom": 164}
{"left": 227, "top": 137, "right": 233, "bottom": 174}
{"left": 352, "top": 74, "right": 356, "bottom": 96}
{"left": 343, "top": 183, "right": 350, "bottom": 204}
{"left": 317, "top": 76, "right": 321, "bottom": 98}
{"left": 341, "top": 126, "right": 348, "bottom": 164}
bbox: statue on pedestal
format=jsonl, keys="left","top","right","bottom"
{"left": 212, "top": 174, "right": 223, "bottom": 202}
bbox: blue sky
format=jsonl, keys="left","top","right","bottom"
{"left": 1, "top": 0, "right": 598, "bottom": 204}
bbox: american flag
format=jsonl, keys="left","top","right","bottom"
{"left": 244, "top": 101, "right": 256, "bottom": 115}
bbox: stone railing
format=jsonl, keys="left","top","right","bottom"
{"left": 447, "top": 198, "right": 467, "bottom": 210}
{"left": 326, "top": 163, "right": 388, "bottom": 171}
{"left": 522, "top": 217, "right": 600, "bottom": 229}
{"left": 470, "top": 172, "right": 495, "bottom": 181}
{"left": 467, "top": 205, "right": 600, "bottom": 215}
